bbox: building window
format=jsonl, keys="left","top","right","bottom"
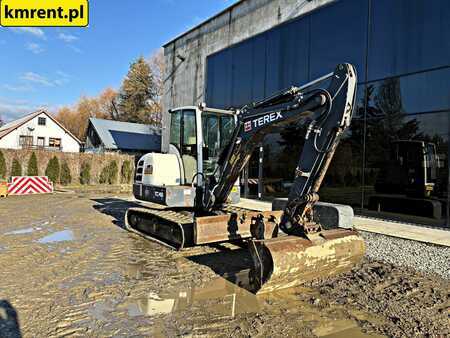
{"left": 49, "top": 138, "right": 61, "bottom": 149}
{"left": 37, "top": 137, "right": 45, "bottom": 148}
{"left": 19, "top": 135, "right": 33, "bottom": 147}
{"left": 38, "top": 117, "right": 46, "bottom": 126}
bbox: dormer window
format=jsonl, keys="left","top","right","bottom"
{"left": 38, "top": 117, "right": 46, "bottom": 126}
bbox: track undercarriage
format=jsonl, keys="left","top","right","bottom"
{"left": 125, "top": 204, "right": 281, "bottom": 251}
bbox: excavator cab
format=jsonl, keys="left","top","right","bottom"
{"left": 168, "top": 105, "right": 236, "bottom": 186}
{"left": 133, "top": 105, "right": 239, "bottom": 208}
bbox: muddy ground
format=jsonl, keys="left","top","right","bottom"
{"left": 0, "top": 193, "right": 448, "bottom": 337}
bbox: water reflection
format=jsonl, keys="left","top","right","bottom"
{"left": 121, "top": 262, "right": 383, "bottom": 337}
{"left": 125, "top": 277, "right": 258, "bottom": 319}
{"left": 37, "top": 230, "right": 74, "bottom": 244}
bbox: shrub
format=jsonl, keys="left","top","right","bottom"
{"left": 99, "top": 160, "right": 118, "bottom": 184}
{"left": 79, "top": 161, "right": 91, "bottom": 185}
{"left": 10, "top": 158, "right": 22, "bottom": 177}
{"left": 120, "top": 160, "right": 133, "bottom": 183}
{"left": 45, "top": 156, "right": 60, "bottom": 184}
{"left": 60, "top": 161, "right": 72, "bottom": 185}
{"left": 0, "top": 151, "right": 6, "bottom": 179}
{"left": 27, "top": 152, "right": 38, "bottom": 176}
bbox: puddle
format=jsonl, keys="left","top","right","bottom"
{"left": 37, "top": 230, "right": 74, "bottom": 244}
{"left": 120, "top": 274, "right": 383, "bottom": 337}
{"left": 4, "top": 227, "right": 42, "bottom": 235}
{"left": 122, "top": 276, "right": 258, "bottom": 318}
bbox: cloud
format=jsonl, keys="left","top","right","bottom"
{"left": 2, "top": 84, "right": 34, "bottom": 92}
{"left": 68, "top": 45, "right": 82, "bottom": 53}
{"left": 26, "top": 42, "right": 45, "bottom": 54}
{"left": 18, "top": 71, "right": 70, "bottom": 88}
{"left": 56, "top": 70, "right": 70, "bottom": 78}
{"left": 58, "top": 32, "right": 78, "bottom": 43}
{"left": 20, "top": 72, "right": 54, "bottom": 86}
{"left": 0, "top": 97, "right": 64, "bottom": 122}
{"left": 20, "top": 71, "right": 71, "bottom": 87}
{"left": 0, "top": 98, "right": 37, "bottom": 121}
{"left": 10, "top": 27, "right": 46, "bottom": 39}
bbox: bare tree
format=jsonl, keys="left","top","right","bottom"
{"left": 55, "top": 88, "right": 118, "bottom": 141}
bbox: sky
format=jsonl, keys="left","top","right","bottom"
{"left": 0, "top": 0, "right": 236, "bottom": 122}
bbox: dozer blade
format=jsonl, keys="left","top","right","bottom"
{"left": 249, "top": 229, "right": 365, "bottom": 294}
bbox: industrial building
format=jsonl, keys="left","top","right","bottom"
{"left": 162, "top": 0, "right": 449, "bottom": 227}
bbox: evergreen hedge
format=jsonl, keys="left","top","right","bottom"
{"left": 120, "top": 160, "right": 133, "bottom": 183}
{"left": 27, "top": 152, "right": 38, "bottom": 176}
{"left": 0, "top": 151, "right": 6, "bottom": 179}
{"left": 11, "top": 158, "right": 22, "bottom": 177}
{"left": 99, "top": 160, "right": 118, "bottom": 184}
{"left": 45, "top": 156, "right": 60, "bottom": 184}
{"left": 60, "top": 161, "right": 72, "bottom": 185}
{"left": 80, "top": 161, "right": 91, "bottom": 185}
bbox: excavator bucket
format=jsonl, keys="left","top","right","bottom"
{"left": 248, "top": 229, "right": 365, "bottom": 294}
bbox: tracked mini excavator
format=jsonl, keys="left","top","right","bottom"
{"left": 126, "top": 64, "right": 365, "bottom": 293}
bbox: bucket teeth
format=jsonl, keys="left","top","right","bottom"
{"left": 249, "top": 229, "right": 365, "bottom": 294}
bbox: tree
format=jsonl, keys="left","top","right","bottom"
{"left": 55, "top": 88, "right": 118, "bottom": 141}
{"left": 11, "top": 158, "right": 22, "bottom": 177}
{"left": 147, "top": 49, "right": 164, "bottom": 122}
{"left": 0, "top": 114, "right": 4, "bottom": 127}
{"left": 60, "top": 161, "right": 72, "bottom": 185}
{"left": 80, "top": 161, "right": 91, "bottom": 185}
{"left": 117, "top": 56, "right": 160, "bottom": 125}
{"left": 45, "top": 156, "right": 60, "bottom": 184}
{"left": 0, "top": 151, "right": 6, "bottom": 178}
{"left": 99, "top": 160, "right": 118, "bottom": 185}
{"left": 99, "top": 87, "right": 118, "bottom": 120}
{"left": 120, "top": 160, "right": 133, "bottom": 183}
{"left": 27, "top": 152, "right": 38, "bottom": 176}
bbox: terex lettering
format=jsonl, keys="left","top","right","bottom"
{"left": 244, "top": 112, "right": 283, "bottom": 132}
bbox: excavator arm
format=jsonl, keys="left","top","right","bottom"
{"left": 206, "top": 64, "right": 357, "bottom": 237}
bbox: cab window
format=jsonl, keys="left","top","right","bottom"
{"left": 220, "top": 115, "right": 235, "bottom": 147}
{"left": 170, "top": 110, "right": 181, "bottom": 148}
{"left": 203, "top": 114, "right": 219, "bottom": 159}
{"left": 182, "top": 110, "right": 197, "bottom": 157}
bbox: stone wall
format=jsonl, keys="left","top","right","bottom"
{"left": 0, "top": 149, "right": 135, "bottom": 185}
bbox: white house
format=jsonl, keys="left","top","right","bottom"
{"left": 0, "top": 110, "right": 81, "bottom": 153}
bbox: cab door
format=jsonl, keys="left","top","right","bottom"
{"left": 170, "top": 109, "right": 198, "bottom": 184}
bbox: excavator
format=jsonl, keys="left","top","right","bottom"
{"left": 126, "top": 63, "right": 365, "bottom": 293}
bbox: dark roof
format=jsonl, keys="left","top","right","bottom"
{"left": 88, "top": 118, "right": 161, "bottom": 152}
{"left": 0, "top": 110, "right": 82, "bottom": 144}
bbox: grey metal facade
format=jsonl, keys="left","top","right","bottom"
{"left": 163, "top": 0, "right": 449, "bottom": 227}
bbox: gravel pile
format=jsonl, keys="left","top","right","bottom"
{"left": 360, "top": 231, "right": 450, "bottom": 280}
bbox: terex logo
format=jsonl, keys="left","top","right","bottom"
{"left": 244, "top": 112, "right": 283, "bottom": 132}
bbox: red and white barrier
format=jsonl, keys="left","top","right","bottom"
{"left": 7, "top": 176, "right": 54, "bottom": 195}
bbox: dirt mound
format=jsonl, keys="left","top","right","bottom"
{"left": 309, "top": 258, "right": 450, "bottom": 337}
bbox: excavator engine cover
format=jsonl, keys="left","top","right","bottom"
{"left": 249, "top": 229, "right": 365, "bottom": 294}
